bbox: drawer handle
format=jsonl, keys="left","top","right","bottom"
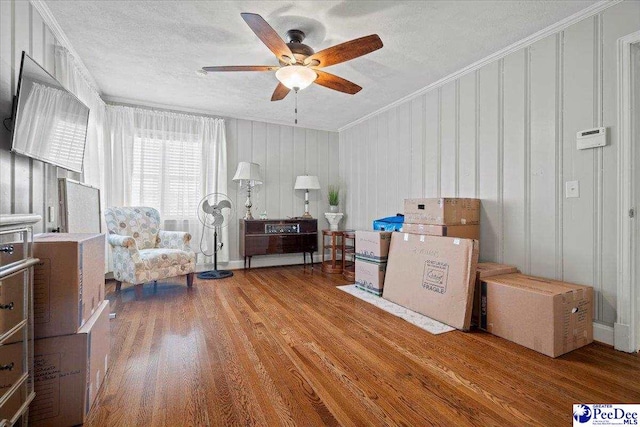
{"left": 0, "top": 245, "right": 14, "bottom": 255}
{"left": 0, "top": 302, "right": 13, "bottom": 310}
{"left": 0, "top": 363, "right": 14, "bottom": 371}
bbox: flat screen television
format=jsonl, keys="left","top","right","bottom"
{"left": 10, "top": 51, "right": 90, "bottom": 173}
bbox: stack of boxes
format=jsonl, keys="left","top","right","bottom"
{"left": 403, "top": 198, "right": 481, "bottom": 239}
{"left": 354, "top": 231, "right": 391, "bottom": 296}
{"left": 378, "top": 198, "right": 594, "bottom": 357}
{"left": 27, "top": 234, "right": 109, "bottom": 426}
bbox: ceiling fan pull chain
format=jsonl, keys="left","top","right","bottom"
{"left": 294, "top": 88, "right": 299, "bottom": 125}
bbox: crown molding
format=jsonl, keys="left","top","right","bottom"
{"left": 338, "top": 0, "right": 623, "bottom": 132}
{"left": 30, "top": 0, "right": 101, "bottom": 92}
{"left": 103, "top": 95, "right": 338, "bottom": 133}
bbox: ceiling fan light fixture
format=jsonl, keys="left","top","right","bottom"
{"left": 275, "top": 65, "right": 317, "bottom": 90}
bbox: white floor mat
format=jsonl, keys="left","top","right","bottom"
{"left": 337, "top": 285, "right": 455, "bottom": 335}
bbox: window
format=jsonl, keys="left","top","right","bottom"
{"left": 130, "top": 133, "right": 202, "bottom": 219}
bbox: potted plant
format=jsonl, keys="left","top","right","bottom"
{"left": 328, "top": 185, "right": 340, "bottom": 213}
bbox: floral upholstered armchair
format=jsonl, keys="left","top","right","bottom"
{"left": 104, "top": 207, "right": 196, "bottom": 291}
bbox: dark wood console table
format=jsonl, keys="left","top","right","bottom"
{"left": 239, "top": 218, "right": 318, "bottom": 269}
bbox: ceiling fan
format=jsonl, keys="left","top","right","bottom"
{"left": 201, "top": 13, "right": 383, "bottom": 101}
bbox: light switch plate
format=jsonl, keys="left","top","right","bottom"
{"left": 566, "top": 181, "right": 580, "bottom": 198}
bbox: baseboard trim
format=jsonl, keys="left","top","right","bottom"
{"left": 197, "top": 254, "right": 323, "bottom": 272}
{"left": 613, "top": 322, "right": 632, "bottom": 352}
{"left": 594, "top": 322, "right": 614, "bottom": 346}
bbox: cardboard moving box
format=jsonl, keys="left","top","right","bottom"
{"left": 471, "top": 263, "right": 520, "bottom": 327}
{"left": 476, "top": 262, "right": 520, "bottom": 278}
{"left": 355, "top": 231, "right": 392, "bottom": 262}
{"left": 32, "top": 233, "right": 105, "bottom": 339}
{"left": 404, "top": 198, "right": 480, "bottom": 225}
{"left": 479, "top": 274, "right": 593, "bottom": 357}
{"left": 29, "top": 300, "right": 110, "bottom": 427}
{"left": 382, "top": 232, "right": 479, "bottom": 330}
{"left": 402, "top": 223, "right": 480, "bottom": 240}
{"left": 354, "top": 258, "right": 387, "bottom": 296}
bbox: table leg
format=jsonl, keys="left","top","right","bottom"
{"left": 332, "top": 234, "right": 337, "bottom": 269}
{"left": 322, "top": 236, "right": 326, "bottom": 265}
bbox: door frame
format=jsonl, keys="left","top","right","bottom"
{"left": 615, "top": 30, "right": 640, "bottom": 353}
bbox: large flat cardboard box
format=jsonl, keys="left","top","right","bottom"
{"left": 354, "top": 258, "right": 387, "bottom": 296}
{"left": 382, "top": 232, "right": 479, "bottom": 330}
{"left": 404, "top": 198, "right": 480, "bottom": 225}
{"left": 355, "top": 231, "right": 392, "bottom": 262}
{"left": 479, "top": 274, "right": 593, "bottom": 357}
{"left": 29, "top": 300, "right": 110, "bottom": 426}
{"left": 471, "top": 263, "right": 519, "bottom": 327}
{"left": 402, "top": 223, "right": 480, "bottom": 240}
{"left": 32, "top": 233, "right": 105, "bottom": 339}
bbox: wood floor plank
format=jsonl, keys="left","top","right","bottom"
{"left": 85, "top": 266, "right": 640, "bottom": 427}
{"left": 229, "top": 288, "right": 337, "bottom": 426}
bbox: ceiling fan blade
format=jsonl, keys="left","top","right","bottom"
{"left": 202, "top": 65, "right": 278, "bottom": 72}
{"left": 305, "top": 34, "right": 383, "bottom": 68}
{"left": 314, "top": 70, "right": 362, "bottom": 95}
{"left": 271, "top": 82, "right": 291, "bottom": 101}
{"left": 241, "top": 13, "right": 295, "bottom": 64}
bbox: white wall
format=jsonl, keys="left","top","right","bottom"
{"left": 226, "top": 118, "right": 339, "bottom": 265}
{"left": 339, "top": 1, "right": 640, "bottom": 325}
{"left": 0, "top": 0, "right": 77, "bottom": 232}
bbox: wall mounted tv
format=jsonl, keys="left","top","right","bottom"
{"left": 10, "top": 51, "right": 90, "bottom": 173}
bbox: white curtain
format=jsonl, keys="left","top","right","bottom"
{"left": 106, "top": 105, "right": 228, "bottom": 263}
{"left": 54, "top": 46, "right": 107, "bottom": 196}
{"left": 104, "top": 106, "right": 134, "bottom": 208}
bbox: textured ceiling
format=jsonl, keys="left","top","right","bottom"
{"left": 45, "top": 0, "right": 598, "bottom": 131}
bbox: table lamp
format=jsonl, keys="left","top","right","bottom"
{"left": 233, "top": 162, "right": 262, "bottom": 220}
{"left": 294, "top": 175, "right": 320, "bottom": 218}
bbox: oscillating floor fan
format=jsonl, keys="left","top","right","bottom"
{"left": 197, "top": 193, "right": 234, "bottom": 280}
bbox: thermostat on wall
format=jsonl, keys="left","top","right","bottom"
{"left": 576, "top": 127, "right": 607, "bottom": 150}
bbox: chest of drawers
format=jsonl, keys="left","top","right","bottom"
{"left": 0, "top": 215, "right": 40, "bottom": 426}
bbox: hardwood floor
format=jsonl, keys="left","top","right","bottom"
{"left": 86, "top": 266, "right": 640, "bottom": 427}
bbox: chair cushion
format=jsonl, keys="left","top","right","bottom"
{"left": 104, "top": 207, "right": 161, "bottom": 250}
{"left": 139, "top": 248, "right": 195, "bottom": 270}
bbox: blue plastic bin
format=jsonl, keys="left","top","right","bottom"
{"left": 372, "top": 214, "right": 404, "bottom": 232}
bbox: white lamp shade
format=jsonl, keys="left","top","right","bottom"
{"left": 275, "top": 65, "right": 317, "bottom": 90}
{"left": 232, "top": 162, "right": 262, "bottom": 184}
{"left": 294, "top": 175, "right": 320, "bottom": 190}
